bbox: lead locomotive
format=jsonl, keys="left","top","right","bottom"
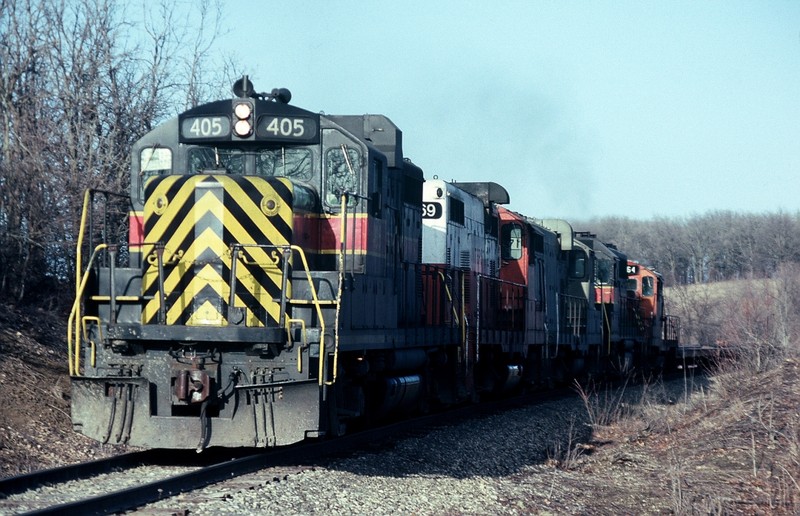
{"left": 68, "top": 78, "right": 679, "bottom": 450}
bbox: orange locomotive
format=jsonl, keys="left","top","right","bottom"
{"left": 626, "top": 261, "right": 680, "bottom": 355}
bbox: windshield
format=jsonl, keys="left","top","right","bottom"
{"left": 187, "top": 147, "right": 313, "bottom": 180}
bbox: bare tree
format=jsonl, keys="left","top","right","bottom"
{"left": 0, "top": 0, "right": 233, "bottom": 303}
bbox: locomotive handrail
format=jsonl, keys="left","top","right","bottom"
{"left": 437, "top": 271, "right": 460, "bottom": 326}
{"left": 474, "top": 274, "right": 527, "bottom": 351}
{"left": 75, "top": 188, "right": 130, "bottom": 282}
{"left": 229, "top": 242, "right": 329, "bottom": 385}
{"left": 71, "top": 188, "right": 130, "bottom": 375}
{"left": 557, "top": 293, "right": 589, "bottom": 353}
{"left": 285, "top": 317, "right": 308, "bottom": 373}
{"left": 330, "top": 193, "right": 349, "bottom": 386}
{"left": 68, "top": 243, "right": 108, "bottom": 376}
{"left": 81, "top": 316, "right": 102, "bottom": 368}
{"left": 602, "top": 300, "right": 612, "bottom": 354}
{"left": 290, "top": 244, "right": 330, "bottom": 384}
{"left": 475, "top": 274, "right": 526, "bottom": 288}
{"left": 75, "top": 189, "right": 91, "bottom": 298}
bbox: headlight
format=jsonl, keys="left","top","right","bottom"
{"left": 232, "top": 101, "right": 254, "bottom": 138}
{"left": 233, "top": 119, "right": 252, "bottom": 137}
{"left": 234, "top": 102, "right": 252, "bottom": 120}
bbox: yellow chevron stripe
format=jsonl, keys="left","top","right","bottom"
{"left": 227, "top": 176, "right": 294, "bottom": 239}
{"left": 146, "top": 226, "right": 229, "bottom": 295}
{"left": 143, "top": 227, "right": 273, "bottom": 324}
{"left": 142, "top": 176, "right": 204, "bottom": 249}
{"left": 142, "top": 185, "right": 292, "bottom": 292}
{"left": 168, "top": 263, "right": 228, "bottom": 326}
{"left": 144, "top": 191, "right": 288, "bottom": 285}
{"left": 186, "top": 300, "right": 226, "bottom": 327}
{"left": 142, "top": 189, "right": 225, "bottom": 292}
{"left": 142, "top": 226, "right": 284, "bottom": 325}
{"left": 178, "top": 227, "right": 283, "bottom": 325}
{"left": 141, "top": 176, "right": 293, "bottom": 327}
{"left": 142, "top": 225, "right": 230, "bottom": 324}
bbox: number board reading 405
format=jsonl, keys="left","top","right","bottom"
{"left": 256, "top": 116, "right": 318, "bottom": 141}
{"left": 181, "top": 116, "right": 231, "bottom": 139}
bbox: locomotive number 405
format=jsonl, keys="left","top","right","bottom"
{"left": 182, "top": 116, "right": 231, "bottom": 139}
{"left": 262, "top": 117, "right": 306, "bottom": 137}
{"left": 257, "top": 116, "right": 318, "bottom": 141}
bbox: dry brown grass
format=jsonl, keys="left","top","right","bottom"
{"left": 570, "top": 264, "right": 800, "bottom": 513}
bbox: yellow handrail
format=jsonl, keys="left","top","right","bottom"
{"left": 437, "top": 271, "right": 460, "bottom": 325}
{"left": 67, "top": 244, "right": 108, "bottom": 376}
{"left": 237, "top": 242, "right": 329, "bottom": 382}
{"left": 287, "top": 245, "right": 328, "bottom": 385}
{"left": 81, "top": 316, "right": 102, "bottom": 368}
{"left": 69, "top": 186, "right": 333, "bottom": 383}
{"left": 70, "top": 190, "right": 93, "bottom": 374}
{"left": 75, "top": 190, "right": 91, "bottom": 301}
{"left": 285, "top": 317, "right": 307, "bottom": 373}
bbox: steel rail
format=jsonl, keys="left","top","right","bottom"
{"left": 0, "top": 450, "right": 158, "bottom": 497}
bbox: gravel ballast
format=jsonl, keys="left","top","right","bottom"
{"left": 143, "top": 378, "right": 696, "bottom": 515}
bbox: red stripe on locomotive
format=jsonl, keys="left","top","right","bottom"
{"left": 595, "top": 285, "right": 615, "bottom": 304}
{"left": 129, "top": 212, "right": 144, "bottom": 247}
{"left": 130, "top": 210, "right": 369, "bottom": 255}
{"left": 294, "top": 213, "right": 368, "bottom": 254}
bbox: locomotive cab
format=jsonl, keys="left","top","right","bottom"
{"left": 625, "top": 260, "right": 680, "bottom": 350}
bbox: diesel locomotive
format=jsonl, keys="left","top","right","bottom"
{"left": 68, "top": 78, "right": 680, "bottom": 450}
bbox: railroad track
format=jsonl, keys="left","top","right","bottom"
{"left": 0, "top": 445, "right": 308, "bottom": 515}
{"left": 0, "top": 387, "right": 577, "bottom": 514}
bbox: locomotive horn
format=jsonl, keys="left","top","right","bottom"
{"left": 271, "top": 87, "right": 292, "bottom": 104}
{"left": 233, "top": 75, "right": 255, "bottom": 98}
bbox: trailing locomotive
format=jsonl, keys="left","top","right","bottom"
{"left": 68, "top": 78, "right": 679, "bottom": 450}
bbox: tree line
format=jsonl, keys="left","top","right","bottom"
{"left": 578, "top": 211, "right": 800, "bottom": 286}
{"left": 0, "top": 0, "right": 235, "bottom": 303}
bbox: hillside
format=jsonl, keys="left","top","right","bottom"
{"left": 0, "top": 305, "right": 122, "bottom": 477}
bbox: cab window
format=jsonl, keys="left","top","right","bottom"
{"left": 595, "top": 258, "right": 613, "bottom": 285}
{"left": 449, "top": 198, "right": 465, "bottom": 225}
{"left": 501, "top": 223, "right": 523, "bottom": 260}
{"left": 325, "top": 145, "right": 362, "bottom": 207}
{"left": 140, "top": 147, "right": 172, "bottom": 196}
{"left": 569, "top": 249, "right": 587, "bottom": 278}
{"left": 642, "top": 276, "right": 655, "bottom": 296}
{"left": 187, "top": 147, "right": 245, "bottom": 174}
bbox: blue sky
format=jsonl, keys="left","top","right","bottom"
{"left": 216, "top": 1, "right": 800, "bottom": 220}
